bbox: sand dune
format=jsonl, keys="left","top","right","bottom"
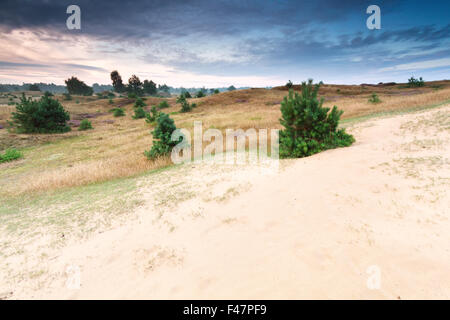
{"left": 10, "top": 105, "right": 450, "bottom": 299}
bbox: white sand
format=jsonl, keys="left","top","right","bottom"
{"left": 6, "top": 106, "right": 450, "bottom": 299}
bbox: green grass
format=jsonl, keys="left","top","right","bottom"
{"left": 0, "top": 148, "right": 23, "bottom": 163}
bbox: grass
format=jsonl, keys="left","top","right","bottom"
{"left": 0, "top": 148, "right": 23, "bottom": 163}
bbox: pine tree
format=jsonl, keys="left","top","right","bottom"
{"left": 279, "top": 79, "right": 354, "bottom": 158}
{"left": 145, "top": 113, "right": 182, "bottom": 159}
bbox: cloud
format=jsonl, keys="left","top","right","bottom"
{"left": 379, "top": 58, "right": 450, "bottom": 72}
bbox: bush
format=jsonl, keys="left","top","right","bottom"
{"left": 113, "top": 108, "right": 125, "bottom": 117}
{"left": 108, "top": 98, "right": 114, "bottom": 104}
{"left": 63, "top": 93, "right": 72, "bottom": 101}
{"left": 133, "top": 106, "right": 146, "bottom": 119}
{"left": 128, "top": 92, "right": 137, "bottom": 99}
{"left": 182, "top": 91, "right": 192, "bottom": 98}
{"left": 10, "top": 93, "right": 71, "bottom": 133}
{"left": 145, "top": 106, "right": 159, "bottom": 123}
{"left": 157, "top": 100, "right": 169, "bottom": 109}
{"left": 368, "top": 93, "right": 381, "bottom": 103}
{"left": 0, "top": 148, "right": 23, "bottom": 163}
{"left": 407, "top": 76, "right": 425, "bottom": 88}
{"left": 78, "top": 119, "right": 93, "bottom": 131}
{"left": 195, "top": 90, "right": 206, "bottom": 98}
{"left": 279, "top": 80, "right": 354, "bottom": 158}
{"left": 134, "top": 97, "right": 146, "bottom": 108}
{"left": 144, "top": 113, "right": 182, "bottom": 159}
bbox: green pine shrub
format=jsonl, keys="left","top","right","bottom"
{"left": 157, "top": 100, "right": 169, "bottom": 109}
{"left": 113, "top": 108, "right": 125, "bottom": 117}
{"left": 145, "top": 106, "right": 159, "bottom": 123}
{"left": 134, "top": 97, "right": 146, "bottom": 108}
{"left": 10, "top": 93, "right": 70, "bottom": 133}
{"left": 279, "top": 80, "right": 354, "bottom": 158}
{"left": 133, "top": 106, "right": 146, "bottom": 119}
{"left": 286, "top": 80, "right": 293, "bottom": 89}
{"left": 0, "top": 148, "right": 23, "bottom": 163}
{"left": 78, "top": 119, "right": 93, "bottom": 131}
{"left": 144, "top": 113, "right": 182, "bottom": 159}
{"left": 368, "top": 93, "right": 381, "bottom": 103}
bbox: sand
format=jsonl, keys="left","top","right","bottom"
{"left": 5, "top": 105, "right": 450, "bottom": 299}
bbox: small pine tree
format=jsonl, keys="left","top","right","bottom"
{"left": 10, "top": 93, "right": 70, "bottom": 133}
{"left": 133, "top": 106, "right": 146, "bottom": 119}
{"left": 368, "top": 93, "right": 381, "bottom": 103}
{"left": 144, "top": 113, "right": 182, "bottom": 159}
{"left": 157, "top": 100, "right": 169, "bottom": 109}
{"left": 113, "top": 108, "right": 125, "bottom": 117}
{"left": 78, "top": 119, "right": 93, "bottom": 131}
{"left": 286, "top": 80, "right": 293, "bottom": 89}
{"left": 145, "top": 106, "right": 159, "bottom": 123}
{"left": 134, "top": 97, "right": 146, "bottom": 108}
{"left": 279, "top": 79, "right": 354, "bottom": 158}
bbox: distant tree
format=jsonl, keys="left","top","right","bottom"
{"left": 28, "top": 83, "right": 41, "bottom": 91}
{"left": 143, "top": 80, "right": 157, "bottom": 95}
{"left": 407, "top": 76, "right": 425, "bottom": 88}
{"left": 227, "top": 85, "right": 236, "bottom": 91}
{"left": 65, "top": 76, "right": 93, "bottom": 96}
{"left": 286, "top": 80, "right": 293, "bottom": 89}
{"left": 127, "top": 75, "right": 143, "bottom": 96}
{"left": 110, "top": 70, "right": 125, "bottom": 92}
{"left": 213, "top": 89, "right": 220, "bottom": 94}
{"left": 195, "top": 90, "right": 206, "bottom": 98}
{"left": 158, "top": 84, "right": 170, "bottom": 94}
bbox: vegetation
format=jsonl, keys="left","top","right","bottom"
{"left": 63, "top": 93, "right": 72, "bottom": 101}
{"left": 134, "top": 97, "right": 146, "bottom": 108}
{"left": 127, "top": 75, "right": 143, "bottom": 96}
{"left": 279, "top": 80, "right": 354, "bottom": 158}
{"left": 113, "top": 108, "right": 125, "bottom": 117}
{"left": 65, "top": 76, "right": 94, "bottom": 96}
{"left": 228, "top": 85, "right": 236, "bottom": 91}
{"left": 110, "top": 70, "right": 126, "bottom": 93}
{"left": 78, "top": 119, "right": 93, "bottom": 131}
{"left": 144, "top": 113, "right": 182, "bottom": 159}
{"left": 9, "top": 93, "right": 71, "bottom": 133}
{"left": 286, "top": 80, "right": 293, "bottom": 89}
{"left": 178, "top": 95, "right": 196, "bottom": 113}
{"left": 145, "top": 106, "right": 160, "bottom": 123}
{"left": 408, "top": 76, "right": 425, "bottom": 88}
{"left": 157, "top": 100, "right": 170, "bottom": 109}
{"left": 133, "top": 106, "right": 146, "bottom": 119}
{"left": 28, "top": 83, "right": 41, "bottom": 91}
{"left": 143, "top": 80, "right": 157, "bottom": 95}
{"left": 368, "top": 93, "right": 381, "bottom": 103}
{"left": 0, "top": 148, "right": 23, "bottom": 163}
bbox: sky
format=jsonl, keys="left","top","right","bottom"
{"left": 0, "top": 0, "right": 449, "bottom": 87}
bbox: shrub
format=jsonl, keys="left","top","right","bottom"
{"left": 368, "top": 93, "right": 381, "bottom": 103}
{"left": 144, "top": 113, "right": 182, "bottom": 159}
{"left": 127, "top": 92, "right": 137, "bottom": 99}
{"left": 279, "top": 79, "right": 354, "bottom": 158}
{"left": 157, "top": 100, "right": 170, "bottom": 109}
{"left": 113, "top": 108, "right": 125, "bottom": 117}
{"left": 134, "top": 97, "right": 146, "bottom": 108}
{"left": 407, "top": 76, "right": 425, "bottom": 88}
{"left": 286, "top": 80, "right": 293, "bottom": 89}
{"left": 63, "top": 93, "right": 72, "bottom": 101}
{"left": 195, "top": 90, "right": 206, "bottom": 98}
{"left": 10, "top": 93, "right": 70, "bottom": 133}
{"left": 183, "top": 91, "right": 192, "bottom": 98}
{"left": 145, "top": 106, "right": 159, "bottom": 123}
{"left": 133, "top": 106, "right": 146, "bottom": 119}
{"left": 0, "top": 148, "right": 23, "bottom": 163}
{"left": 213, "top": 89, "right": 220, "bottom": 94}
{"left": 78, "top": 119, "right": 93, "bottom": 131}
{"left": 108, "top": 98, "right": 114, "bottom": 104}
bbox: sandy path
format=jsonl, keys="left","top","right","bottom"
{"left": 9, "top": 106, "right": 450, "bottom": 299}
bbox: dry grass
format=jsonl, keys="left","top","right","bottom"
{"left": 0, "top": 81, "right": 449, "bottom": 196}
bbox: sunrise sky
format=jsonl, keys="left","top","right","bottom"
{"left": 0, "top": 0, "right": 449, "bottom": 87}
